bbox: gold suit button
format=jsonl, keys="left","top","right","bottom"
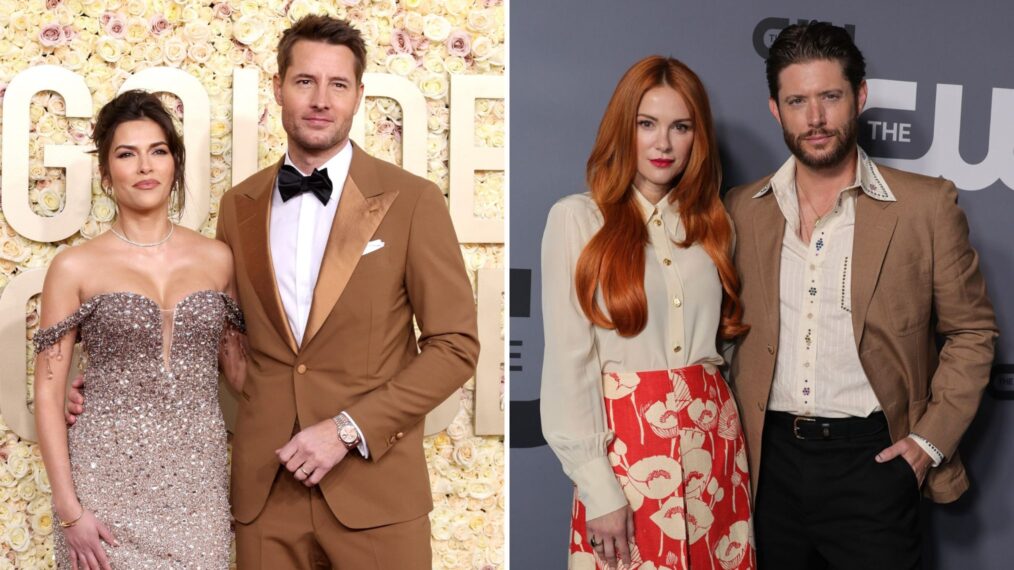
{"left": 654, "top": 219, "right": 662, "bottom": 226}
{"left": 296, "top": 364, "right": 307, "bottom": 374}
{"left": 673, "top": 345, "right": 682, "bottom": 353}
{"left": 673, "top": 297, "right": 682, "bottom": 308}
{"left": 663, "top": 258, "right": 672, "bottom": 266}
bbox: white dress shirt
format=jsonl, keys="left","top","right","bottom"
{"left": 540, "top": 190, "right": 726, "bottom": 519}
{"left": 269, "top": 143, "right": 368, "bottom": 456}
{"left": 756, "top": 148, "right": 942, "bottom": 465}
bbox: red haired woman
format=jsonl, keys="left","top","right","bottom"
{"left": 541, "top": 56, "right": 755, "bottom": 569}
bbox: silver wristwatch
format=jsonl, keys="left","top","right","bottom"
{"left": 333, "top": 413, "right": 361, "bottom": 451}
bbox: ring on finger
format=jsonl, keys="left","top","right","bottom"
{"left": 299, "top": 467, "right": 311, "bottom": 476}
{"left": 589, "top": 536, "right": 601, "bottom": 547}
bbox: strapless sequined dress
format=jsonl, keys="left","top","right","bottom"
{"left": 34, "top": 290, "right": 244, "bottom": 569}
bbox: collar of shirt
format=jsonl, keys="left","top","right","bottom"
{"left": 631, "top": 185, "right": 685, "bottom": 241}
{"left": 279, "top": 142, "right": 354, "bottom": 203}
{"left": 752, "top": 147, "right": 896, "bottom": 234}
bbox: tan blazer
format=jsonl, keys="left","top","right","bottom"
{"left": 725, "top": 164, "right": 997, "bottom": 503}
{"left": 217, "top": 145, "right": 479, "bottom": 528}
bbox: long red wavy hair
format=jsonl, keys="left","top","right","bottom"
{"left": 575, "top": 56, "right": 748, "bottom": 339}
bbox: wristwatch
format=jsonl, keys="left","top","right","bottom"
{"left": 333, "top": 413, "right": 361, "bottom": 451}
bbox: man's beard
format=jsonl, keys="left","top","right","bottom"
{"left": 783, "top": 117, "right": 858, "bottom": 170}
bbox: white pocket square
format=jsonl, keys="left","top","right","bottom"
{"left": 363, "top": 239, "right": 385, "bottom": 255}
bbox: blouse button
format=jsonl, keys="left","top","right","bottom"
{"left": 672, "top": 297, "right": 682, "bottom": 308}
{"left": 654, "top": 219, "right": 662, "bottom": 226}
{"left": 673, "top": 345, "right": 682, "bottom": 353}
{"left": 663, "top": 258, "right": 672, "bottom": 266}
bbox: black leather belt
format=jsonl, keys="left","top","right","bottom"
{"left": 767, "top": 411, "right": 887, "bottom": 441}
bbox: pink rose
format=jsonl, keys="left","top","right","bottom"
{"left": 391, "top": 28, "right": 413, "bottom": 54}
{"left": 105, "top": 13, "right": 126, "bottom": 38}
{"left": 446, "top": 30, "right": 471, "bottom": 57}
{"left": 39, "top": 23, "right": 65, "bottom": 47}
{"left": 63, "top": 25, "right": 77, "bottom": 41}
{"left": 100, "top": 11, "right": 113, "bottom": 26}
{"left": 213, "top": 2, "right": 233, "bottom": 19}
{"left": 46, "top": 0, "right": 62, "bottom": 9}
{"left": 150, "top": 15, "right": 170, "bottom": 36}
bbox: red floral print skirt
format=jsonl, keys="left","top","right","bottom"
{"left": 569, "top": 365, "right": 755, "bottom": 569}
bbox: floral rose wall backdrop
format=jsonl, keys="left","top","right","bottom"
{"left": 0, "top": 0, "right": 504, "bottom": 568}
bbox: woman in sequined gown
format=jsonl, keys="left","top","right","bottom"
{"left": 33, "top": 91, "right": 246, "bottom": 570}
{"left": 540, "top": 57, "right": 756, "bottom": 569}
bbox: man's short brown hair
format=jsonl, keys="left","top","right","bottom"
{"left": 277, "top": 15, "right": 367, "bottom": 83}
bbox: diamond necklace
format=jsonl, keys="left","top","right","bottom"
{"left": 110, "top": 223, "right": 174, "bottom": 248}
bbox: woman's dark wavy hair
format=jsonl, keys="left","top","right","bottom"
{"left": 91, "top": 90, "right": 186, "bottom": 215}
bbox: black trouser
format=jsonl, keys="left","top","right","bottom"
{"left": 755, "top": 411, "right": 921, "bottom": 570}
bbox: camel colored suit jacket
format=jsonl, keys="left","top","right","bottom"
{"left": 725, "top": 163, "right": 996, "bottom": 503}
{"left": 217, "top": 145, "right": 479, "bottom": 528}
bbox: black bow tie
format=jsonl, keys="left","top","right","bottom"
{"left": 277, "top": 164, "right": 333, "bottom": 204}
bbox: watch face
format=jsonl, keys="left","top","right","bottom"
{"left": 339, "top": 425, "right": 358, "bottom": 444}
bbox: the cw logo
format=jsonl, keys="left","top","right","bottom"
{"left": 752, "top": 17, "right": 856, "bottom": 58}
{"left": 865, "top": 79, "right": 1014, "bottom": 191}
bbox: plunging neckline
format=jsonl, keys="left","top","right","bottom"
{"left": 84, "top": 289, "right": 223, "bottom": 370}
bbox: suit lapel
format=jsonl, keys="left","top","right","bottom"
{"left": 850, "top": 193, "right": 897, "bottom": 348}
{"left": 751, "top": 191, "right": 785, "bottom": 338}
{"left": 302, "top": 148, "right": 399, "bottom": 349}
{"left": 235, "top": 158, "right": 299, "bottom": 354}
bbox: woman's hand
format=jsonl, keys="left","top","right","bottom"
{"left": 62, "top": 508, "right": 117, "bottom": 570}
{"left": 218, "top": 328, "right": 248, "bottom": 393}
{"left": 586, "top": 505, "right": 635, "bottom": 568}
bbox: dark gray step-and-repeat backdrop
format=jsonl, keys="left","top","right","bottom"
{"left": 509, "top": 1, "right": 1013, "bottom": 568}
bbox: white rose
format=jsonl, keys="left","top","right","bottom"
{"left": 466, "top": 9, "right": 493, "bottom": 33}
{"left": 6, "top": 454, "right": 30, "bottom": 479}
{"left": 419, "top": 72, "right": 448, "bottom": 100}
{"left": 188, "top": 42, "right": 212, "bottom": 64}
{"left": 162, "top": 36, "right": 187, "bottom": 65}
{"left": 125, "top": 17, "right": 147, "bottom": 43}
{"left": 38, "top": 187, "right": 62, "bottom": 214}
{"left": 385, "top": 53, "right": 417, "bottom": 77}
{"left": 444, "top": 55, "right": 466, "bottom": 75}
{"left": 91, "top": 195, "right": 116, "bottom": 222}
{"left": 31, "top": 511, "right": 54, "bottom": 536}
{"left": 6, "top": 523, "right": 31, "bottom": 552}
{"left": 183, "top": 20, "right": 210, "bottom": 43}
{"left": 95, "top": 36, "right": 123, "bottom": 62}
{"left": 79, "top": 218, "right": 101, "bottom": 239}
{"left": 423, "top": 14, "right": 451, "bottom": 42}
{"left": 471, "top": 36, "right": 493, "bottom": 61}
{"left": 233, "top": 15, "right": 265, "bottom": 45}
{"left": 403, "top": 12, "right": 424, "bottom": 34}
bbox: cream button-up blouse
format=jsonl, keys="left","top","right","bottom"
{"left": 540, "top": 190, "right": 725, "bottom": 519}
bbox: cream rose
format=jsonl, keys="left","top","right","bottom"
{"left": 419, "top": 72, "right": 449, "bottom": 100}
{"left": 466, "top": 9, "right": 493, "bottom": 33}
{"left": 91, "top": 195, "right": 116, "bottom": 223}
{"left": 188, "top": 42, "right": 212, "bottom": 64}
{"left": 30, "top": 511, "right": 53, "bottom": 536}
{"left": 162, "top": 36, "right": 187, "bottom": 65}
{"left": 403, "top": 12, "right": 425, "bottom": 34}
{"left": 233, "top": 15, "right": 265, "bottom": 45}
{"left": 423, "top": 14, "right": 452, "bottom": 42}
{"left": 444, "top": 55, "right": 467, "bottom": 75}
{"left": 124, "top": 17, "right": 147, "bottom": 43}
{"left": 385, "top": 53, "right": 417, "bottom": 77}
{"left": 471, "top": 36, "right": 493, "bottom": 61}
{"left": 38, "top": 187, "right": 62, "bottom": 214}
{"left": 6, "top": 523, "right": 30, "bottom": 552}
{"left": 183, "top": 20, "right": 210, "bottom": 43}
{"left": 95, "top": 36, "right": 123, "bottom": 62}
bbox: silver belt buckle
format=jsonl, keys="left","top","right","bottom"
{"left": 793, "top": 416, "right": 816, "bottom": 439}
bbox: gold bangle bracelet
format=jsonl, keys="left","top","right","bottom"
{"left": 58, "top": 505, "right": 84, "bottom": 528}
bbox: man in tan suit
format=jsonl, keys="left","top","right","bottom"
{"left": 725, "top": 23, "right": 996, "bottom": 569}
{"left": 216, "top": 16, "right": 478, "bottom": 569}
